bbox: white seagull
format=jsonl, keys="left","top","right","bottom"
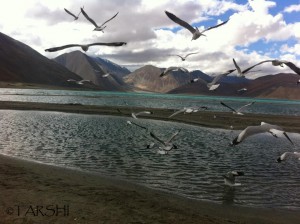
{"left": 169, "top": 106, "right": 207, "bottom": 118}
{"left": 102, "top": 73, "right": 110, "bottom": 78}
{"left": 45, "top": 42, "right": 126, "bottom": 52}
{"left": 165, "top": 11, "right": 229, "bottom": 41}
{"left": 277, "top": 152, "right": 300, "bottom": 162}
{"left": 191, "top": 69, "right": 236, "bottom": 91}
{"left": 126, "top": 120, "right": 148, "bottom": 130}
{"left": 220, "top": 101, "right": 255, "bottom": 115}
{"left": 173, "top": 52, "right": 198, "bottom": 61}
{"left": 149, "top": 129, "right": 181, "bottom": 154}
{"left": 64, "top": 7, "right": 83, "bottom": 20}
{"left": 81, "top": 8, "right": 118, "bottom": 32}
{"left": 232, "top": 58, "right": 264, "bottom": 77}
{"left": 160, "top": 66, "right": 189, "bottom": 77}
{"left": 237, "top": 88, "right": 247, "bottom": 93}
{"left": 230, "top": 122, "right": 294, "bottom": 146}
{"left": 223, "top": 171, "right": 244, "bottom": 187}
{"left": 67, "top": 79, "right": 92, "bottom": 85}
{"left": 131, "top": 111, "right": 153, "bottom": 119}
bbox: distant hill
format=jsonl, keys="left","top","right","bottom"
{"left": 0, "top": 32, "right": 81, "bottom": 86}
{"left": 242, "top": 73, "right": 300, "bottom": 99}
{"left": 53, "top": 51, "right": 131, "bottom": 91}
{"left": 123, "top": 65, "right": 207, "bottom": 93}
{"left": 168, "top": 73, "right": 300, "bottom": 100}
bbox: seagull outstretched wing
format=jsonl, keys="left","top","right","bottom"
{"left": 81, "top": 8, "right": 99, "bottom": 27}
{"left": 165, "top": 11, "right": 195, "bottom": 34}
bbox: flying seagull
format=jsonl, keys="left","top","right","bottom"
{"left": 168, "top": 106, "right": 207, "bottom": 118}
{"left": 237, "top": 88, "right": 247, "bottom": 93}
{"left": 165, "top": 10, "right": 229, "bottom": 41}
{"left": 230, "top": 122, "right": 294, "bottom": 146}
{"left": 220, "top": 101, "right": 255, "bottom": 115}
{"left": 223, "top": 171, "right": 244, "bottom": 187}
{"left": 131, "top": 111, "right": 153, "bottom": 119}
{"left": 67, "top": 79, "right": 92, "bottom": 85}
{"left": 191, "top": 69, "right": 236, "bottom": 91}
{"left": 64, "top": 7, "right": 83, "bottom": 20}
{"left": 81, "top": 8, "right": 118, "bottom": 32}
{"left": 173, "top": 52, "right": 198, "bottom": 61}
{"left": 232, "top": 58, "right": 265, "bottom": 77}
{"left": 45, "top": 42, "right": 126, "bottom": 52}
{"left": 233, "top": 59, "right": 300, "bottom": 78}
{"left": 160, "top": 66, "right": 189, "bottom": 77}
{"left": 126, "top": 120, "right": 148, "bottom": 130}
{"left": 149, "top": 129, "right": 181, "bottom": 153}
{"left": 277, "top": 152, "right": 300, "bottom": 162}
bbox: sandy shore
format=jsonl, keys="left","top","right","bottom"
{"left": 1, "top": 101, "right": 300, "bottom": 223}
{"left": 1, "top": 154, "right": 300, "bottom": 224}
{"left": 0, "top": 101, "right": 299, "bottom": 133}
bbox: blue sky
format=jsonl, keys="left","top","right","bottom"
{"left": 0, "top": 0, "right": 299, "bottom": 77}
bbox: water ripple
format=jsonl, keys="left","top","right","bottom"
{"left": 0, "top": 110, "right": 300, "bottom": 209}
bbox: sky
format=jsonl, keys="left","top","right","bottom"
{"left": 0, "top": 0, "right": 300, "bottom": 78}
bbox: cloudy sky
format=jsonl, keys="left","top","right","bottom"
{"left": 0, "top": 0, "right": 300, "bottom": 78}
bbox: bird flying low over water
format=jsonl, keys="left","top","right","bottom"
{"left": 81, "top": 8, "right": 118, "bottom": 32}
{"left": 230, "top": 122, "right": 294, "bottom": 146}
{"left": 220, "top": 101, "right": 255, "bottom": 115}
{"left": 169, "top": 106, "right": 207, "bottom": 118}
{"left": 149, "top": 129, "right": 181, "bottom": 154}
{"left": 126, "top": 120, "right": 148, "bottom": 130}
{"left": 277, "top": 152, "right": 300, "bottom": 162}
{"left": 64, "top": 7, "right": 83, "bottom": 20}
{"left": 67, "top": 79, "right": 92, "bottom": 85}
{"left": 223, "top": 171, "right": 244, "bottom": 187}
{"left": 173, "top": 52, "right": 198, "bottom": 61}
{"left": 160, "top": 66, "right": 189, "bottom": 77}
{"left": 131, "top": 111, "right": 153, "bottom": 119}
{"left": 165, "top": 10, "right": 229, "bottom": 41}
{"left": 45, "top": 42, "right": 126, "bottom": 52}
{"left": 191, "top": 69, "right": 236, "bottom": 91}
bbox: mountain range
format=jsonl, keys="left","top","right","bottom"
{"left": 0, "top": 32, "right": 299, "bottom": 100}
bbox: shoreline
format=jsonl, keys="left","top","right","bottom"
{"left": 1, "top": 100, "right": 300, "bottom": 223}
{"left": 1, "top": 153, "right": 300, "bottom": 223}
{"left": 0, "top": 100, "right": 300, "bottom": 133}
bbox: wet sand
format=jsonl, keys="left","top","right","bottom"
{"left": 0, "top": 101, "right": 299, "bottom": 133}
{"left": 0, "top": 101, "right": 300, "bottom": 223}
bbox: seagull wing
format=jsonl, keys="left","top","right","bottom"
{"left": 128, "top": 121, "right": 148, "bottom": 130}
{"left": 135, "top": 111, "right": 152, "bottom": 117}
{"left": 45, "top": 44, "right": 81, "bottom": 52}
{"left": 232, "top": 58, "right": 242, "bottom": 76}
{"left": 231, "top": 125, "right": 268, "bottom": 145}
{"left": 88, "top": 42, "right": 127, "bottom": 47}
{"left": 237, "top": 101, "right": 255, "bottom": 113}
{"left": 168, "top": 108, "right": 186, "bottom": 118}
{"left": 165, "top": 11, "right": 196, "bottom": 34}
{"left": 185, "top": 52, "right": 199, "bottom": 58}
{"left": 81, "top": 8, "right": 99, "bottom": 28}
{"left": 220, "top": 101, "right": 237, "bottom": 113}
{"left": 175, "top": 55, "right": 185, "bottom": 60}
{"left": 166, "top": 129, "right": 181, "bottom": 144}
{"left": 210, "top": 69, "right": 235, "bottom": 85}
{"left": 283, "top": 61, "right": 300, "bottom": 75}
{"left": 99, "top": 12, "right": 119, "bottom": 27}
{"left": 64, "top": 8, "right": 77, "bottom": 19}
{"left": 242, "top": 60, "right": 272, "bottom": 74}
{"left": 150, "top": 132, "right": 166, "bottom": 145}
{"left": 202, "top": 19, "right": 229, "bottom": 33}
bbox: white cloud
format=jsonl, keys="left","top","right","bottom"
{"left": 280, "top": 44, "right": 300, "bottom": 56}
{"left": 283, "top": 4, "right": 300, "bottom": 13}
{"left": 0, "top": 0, "right": 299, "bottom": 78}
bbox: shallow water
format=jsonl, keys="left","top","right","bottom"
{"left": 0, "top": 110, "right": 299, "bottom": 209}
{"left": 0, "top": 88, "right": 300, "bottom": 116}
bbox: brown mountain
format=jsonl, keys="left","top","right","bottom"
{"left": 242, "top": 73, "right": 300, "bottom": 100}
{"left": 0, "top": 32, "right": 81, "bottom": 87}
{"left": 53, "top": 51, "right": 131, "bottom": 91}
{"left": 169, "top": 73, "right": 300, "bottom": 100}
{"left": 123, "top": 65, "right": 205, "bottom": 93}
